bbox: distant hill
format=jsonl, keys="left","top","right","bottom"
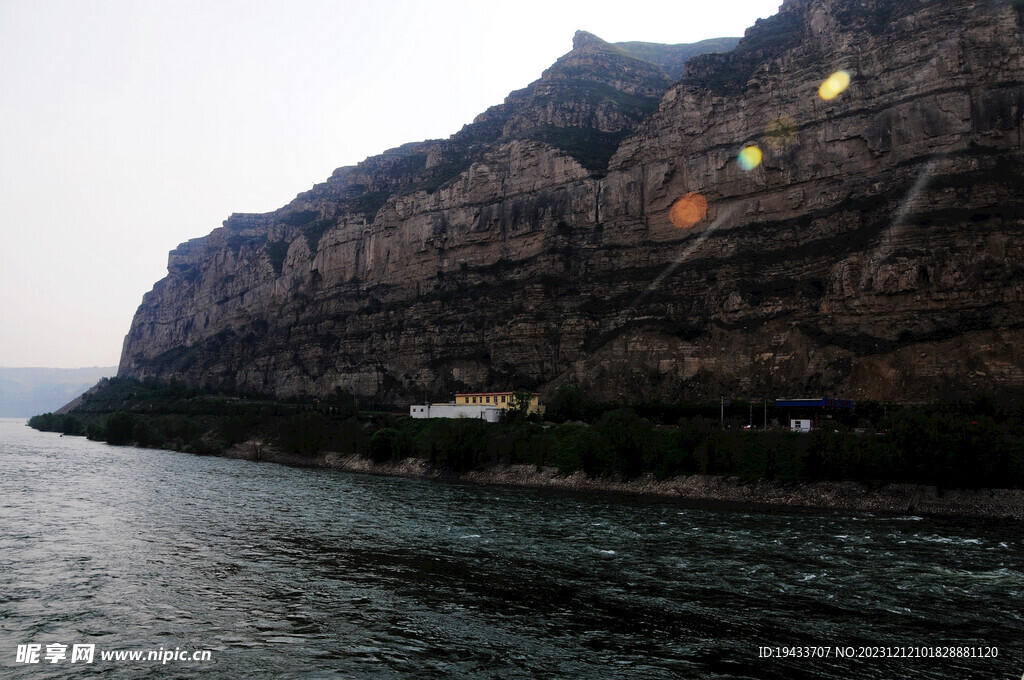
{"left": 0, "top": 367, "right": 116, "bottom": 417}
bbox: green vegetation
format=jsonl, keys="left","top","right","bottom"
{"left": 834, "top": 0, "right": 902, "bottom": 35}
{"left": 408, "top": 159, "right": 474, "bottom": 195}
{"left": 27, "top": 378, "right": 1024, "bottom": 490}
{"left": 303, "top": 218, "right": 336, "bottom": 252}
{"left": 28, "top": 412, "right": 85, "bottom": 436}
{"left": 614, "top": 38, "right": 740, "bottom": 80}
{"left": 280, "top": 209, "right": 319, "bottom": 227}
{"left": 517, "top": 126, "right": 630, "bottom": 176}
{"left": 226, "top": 234, "right": 263, "bottom": 255}
{"left": 266, "top": 240, "right": 290, "bottom": 275}
{"left": 536, "top": 79, "right": 662, "bottom": 119}
{"left": 369, "top": 398, "right": 1023, "bottom": 489}
{"left": 30, "top": 377, "right": 300, "bottom": 455}
{"left": 349, "top": 190, "right": 391, "bottom": 219}
{"left": 684, "top": 10, "right": 804, "bottom": 93}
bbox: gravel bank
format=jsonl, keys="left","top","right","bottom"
{"left": 223, "top": 440, "right": 1023, "bottom": 519}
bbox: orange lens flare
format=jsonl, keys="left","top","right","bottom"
{"left": 737, "top": 146, "right": 762, "bottom": 171}
{"left": 669, "top": 192, "right": 708, "bottom": 229}
{"left": 818, "top": 70, "right": 851, "bottom": 100}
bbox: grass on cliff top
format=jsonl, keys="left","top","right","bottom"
{"left": 614, "top": 37, "right": 741, "bottom": 80}
{"left": 538, "top": 77, "right": 662, "bottom": 114}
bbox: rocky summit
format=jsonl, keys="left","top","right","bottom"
{"left": 119, "top": 0, "right": 1024, "bottom": 405}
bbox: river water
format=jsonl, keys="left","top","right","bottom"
{"left": 0, "top": 418, "right": 1021, "bottom": 679}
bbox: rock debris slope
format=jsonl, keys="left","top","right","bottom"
{"left": 120, "top": 0, "right": 1024, "bottom": 404}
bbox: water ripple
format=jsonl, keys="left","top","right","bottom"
{"left": 0, "top": 419, "right": 1021, "bottom": 679}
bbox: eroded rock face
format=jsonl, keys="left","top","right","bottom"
{"left": 120, "top": 0, "right": 1024, "bottom": 404}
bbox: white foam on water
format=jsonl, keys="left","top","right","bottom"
{"left": 917, "top": 534, "right": 983, "bottom": 546}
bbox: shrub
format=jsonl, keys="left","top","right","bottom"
{"left": 367, "top": 427, "right": 400, "bottom": 463}
{"left": 105, "top": 412, "right": 136, "bottom": 446}
{"left": 279, "top": 412, "right": 329, "bottom": 456}
{"left": 86, "top": 421, "right": 106, "bottom": 441}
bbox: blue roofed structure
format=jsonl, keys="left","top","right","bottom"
{"left": 775, "top": 398, "right": 855, "bottom": 409}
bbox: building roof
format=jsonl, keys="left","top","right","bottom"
{"left": 455, "top": 391, "right": 538, "bottom": 397}
{"left": 775, "top": 398, "right": 855, "bottom": 409}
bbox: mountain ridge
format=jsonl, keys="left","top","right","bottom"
{"left": 119, "top": 0, "right": 1024, "bottom": 405}
{"left": 0, "top": 366, "right": 117, "bottom": 417}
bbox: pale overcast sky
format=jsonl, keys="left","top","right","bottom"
{"left": 0, "top": 0, "right": 781, "bottom": 369}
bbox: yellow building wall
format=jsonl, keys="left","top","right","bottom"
{"left": 455, "top": 393, "right": 541, "bottom": 414}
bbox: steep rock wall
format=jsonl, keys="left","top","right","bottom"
{"left": 120, "top": 0, "right": 1024, "bottom": 404}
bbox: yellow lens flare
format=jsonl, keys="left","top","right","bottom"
{"left": 818, "top": 70, "right": 851, "bottom": 100}
{"left": 737, "top": 146, "right": 762, "bottom": 172}
{"left": 669, "top": 192, "right": 708, "bottom": 229}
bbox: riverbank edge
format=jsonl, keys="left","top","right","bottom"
{"left": 222, "top": 440, "right": 1024, "bottom": 520}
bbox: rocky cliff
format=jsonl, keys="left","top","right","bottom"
{"left": 120, "top": 0, "right": 1024, "bottom": 404}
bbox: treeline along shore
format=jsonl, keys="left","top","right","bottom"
{"left": 28, "top": 378, "right": 1024, "bottom": 519}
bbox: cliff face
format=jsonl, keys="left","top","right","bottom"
{"left": 120, "top": 0, "right": 1024, "bottom": 404}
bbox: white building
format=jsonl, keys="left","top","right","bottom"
{"left": 409, "top": 403, "right": 501, "bottom": 423}
{"left": 790, "top": 419, "right": 812, "bottom": 432}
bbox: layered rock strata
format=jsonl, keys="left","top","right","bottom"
{"left": 120, "top": 0, "right": 1024, "bottom": 404}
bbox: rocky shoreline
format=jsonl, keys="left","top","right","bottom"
{"left": 224, "top": 440, "right": 1024, "bottom": 520}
